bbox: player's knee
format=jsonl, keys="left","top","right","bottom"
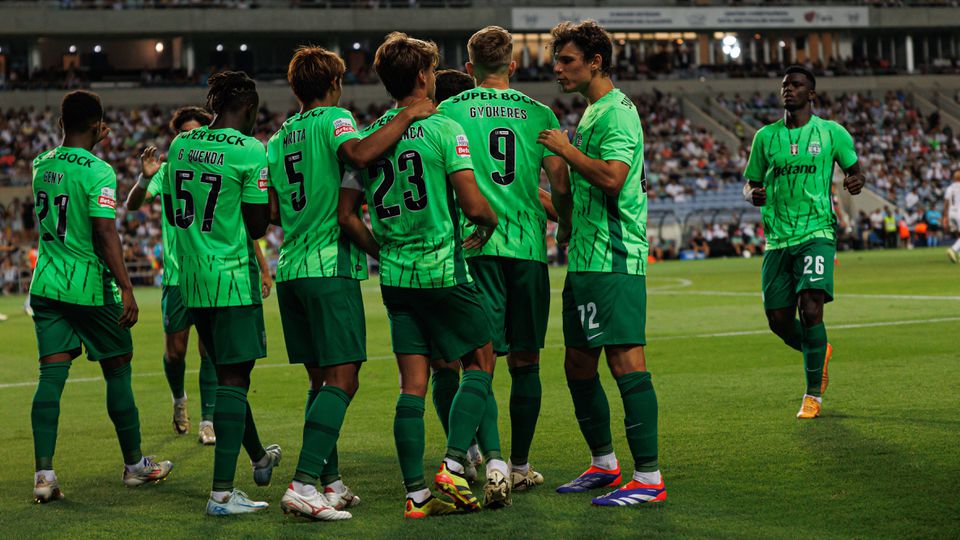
{"left": 799, "top": 305, "right": 823, "bottom": 326}
{"left": 216, "top": 361, "right": 253, "bottom": 388}
{"left": 507, "top": 351, "right": 539, "bottom": 369}
{"left": 164, "top": 351, "right": 187, "bottom": 365}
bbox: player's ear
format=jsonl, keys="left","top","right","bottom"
{"left": 465, "top": 62, "right": 474, "bottom": 77}
{"left": 590, "top": 53, "right": 603, "bottom": 75}
{"left": 507, "top": 60, "right": 517, "bottom": 77}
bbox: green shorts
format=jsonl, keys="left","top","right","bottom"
{"left": 381, "top": 282, "right": 492, "bottom": 361}
{"left": 277, "top": 277, "right": 366, "bottom": 367}
{"left": 468, "top": 256, "right": 549, "bottom": 356}
{"left": 161, "top": 285, "right": 193, "bottom": 334}
{"left": 761, "top": 238, "right": 836, "bottom": 310}
{"left": 191, "top": 304, "right": 267, "bottom": 366}
{"left": 562, "top": 272, "right": 647, "bottom": 349}
{"left": 31, "top": 296, "right": 133, "bottom": 361}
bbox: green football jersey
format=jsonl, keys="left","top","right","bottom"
{"left": 743, "top": 115, "right": 857, "bottom": 250}
{"left": 30, "top": 146, "right": 121, "bottom": 306}
{"left": 266, "top": 107, "right": 368, "bottom": 282}
{"left": 437, "top": 87, "right": 560, "bottom": 262}
{"left": 568, "top": 88, "right": 648, "bottom": 275}
{"left": 145, "top": 166, "right": 181, "bottom": 287}
{"left": 162, "top": 126, "right": 268, "bottom": 308}
{"left": 351, "top": 108, "right": 474, "bottom": 288}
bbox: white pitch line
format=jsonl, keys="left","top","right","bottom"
{"left": 2, "top": 316, "right": 957, "bottom": 391}
{"left": 652, "top": 290, "right": 960, "bottom": 301}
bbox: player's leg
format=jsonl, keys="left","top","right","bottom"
{"left": 591, "top": 344, "right": 666, "bottom": 507}
{"left": 163, "top": 329, "right": 191, "bottom": 434}
{"left": 502, "top": 258, "right": 550, "bottom": 489}
{"left": 380, "top": 286, "right": 460, "bottom": 518}
{"left": 762, "top": 246, "right": 803, "bottom": 351}
{"left": 196, "top": 306, "right": 272, "bottom": 515}
{"left": 948, "top": 216, "right": 960, "bottom": 262}
{"left": 29, "top": 296, "right": 79, "bottom": 502}
{"left": 557, "top": 273, "right": 619, "bottom": 494}
{"left": 67, "top": 298, "right": 173, "bottom": 488}
{"left": 197, "top": 339, "right": 217, "bottom": 445}
{"left": 792, "top": 240, "right": 836, "bottom": 419}
{"left": 429, "top": 359, "right": 483, "bottom": 482}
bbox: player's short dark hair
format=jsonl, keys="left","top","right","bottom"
{"left": 60, "top": 90, "right": 103, "bottom": 135}
{"left": 468, "top": 26, "right": 513, "bottom": 75}
{"left": 287, "top": 46, "right": 346, "bottom": 105}
{"left": 435, "top": 69, "right": 475, "bottom": 103}
{"left": 170, "top": 106, "right": 212, "bottom": 133}
{"left": 784, "top": 65, "right": 816, "bottom": 89}
{"left": 374, "top": 32, "right": 439, "bottom": 101}
{"left": 549, "top": 20, "right": 613, "bottom": 75}
{"left": 206, "top": 70, "right": 259, "bottom": 115}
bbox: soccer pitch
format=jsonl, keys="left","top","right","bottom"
{"left": 0, "top": 249, "right": 957, "bottom": 538}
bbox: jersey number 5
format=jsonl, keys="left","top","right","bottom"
{"left": 369, "top": 150, "right": 428, "bottom": 220}
{"left": 284, "top": 152, "right": 307, "bottom": 212}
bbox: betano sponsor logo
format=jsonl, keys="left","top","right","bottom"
{"left": 772, "top": 163, "right": 816, "bottom": 178}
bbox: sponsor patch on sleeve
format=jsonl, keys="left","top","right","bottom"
{"left": 97, "top": 187, "right": 116, "bottom": 208}
{"left": 258, "top": 167, "right": 269, "bottom": 190}
{"left": 334, "top": 117, "right": 357, "bottom": 137}
{"left": 455, "top": 134, "right": 471, "bottom": 157}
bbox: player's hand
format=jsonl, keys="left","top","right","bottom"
{"left": 844, "top": 172, "right": 865, "bottom": 195}
{"left": 260, "top": 270, "right": 273, "bottom": 299}
{"left": 401, "top": 98, "right": 437, "bottom": 121}
{"left": 537, "top": 129, "right": 572, "bottom": 156}
{"left": 463, "top": 225, "right": 494, "bottom": 250}
{"left": 556, "top": 223, "right": 571, "bottom": 249}
{"left": 743, "top": 183, "right": 766, "bottom": 206}
{"left": 96, "top": 121, "right": 111, "bottom": 144}
{"left": 118, "top": 288, "right": 139, "bottom": 328}
{"left": 140, "top": 146, "right": 162, "bottom": 179}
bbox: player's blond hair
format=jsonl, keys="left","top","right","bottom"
{"left": 287, "top": 46, "right": 346, "bottom": 104}
{"left": 374, "top": 32, "right": 439, "bottom": 100}
{"left": 468, "top": 26, "right": 513, "bottom": 75}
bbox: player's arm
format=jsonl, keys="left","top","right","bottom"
{"left": 337, "top": 176, "right": 380, "bottom": 259}
{"left": 543, "top": 155, "right": 572, "bottom": 243}
{"left": 841, "top": 161, "right": 865, "bottom": 195}
{"left": 450, "top": 169, "right": 498, "bottom": 250}
{"left": 742, "top": 131, "right": 767, "bottom": 206}
{"left": 539, "top": 188, "right": 559, "bottom": 222}
{"left": 834, "top": 123, "right": 864, "bottom": 196}
{"left": 267, "top": 187, "right": 282, "bottom": 227}
{"left": 538, "top": 129, "right": 628, "bottom": 197}
{"left": 125, "top": 146, "right": 162, "bottom": 211}
{"left": 242, "top": 203, "right": 270, "bottom": 240}
{"left": 253, "top": 240, "right": 272, "bottom": 298}
{"left": 337, "top": 99, "right": 436, "bottom": 169}
{"left": 92, "top": 217, "right": 138, "bottom": 328}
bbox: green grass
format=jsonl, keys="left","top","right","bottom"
{"left": 0, "top": 248, "right": 958, "bottom": 538}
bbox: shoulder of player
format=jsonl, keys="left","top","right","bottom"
{"left": 32, "top": 148, "right": 57, "bottom": 167}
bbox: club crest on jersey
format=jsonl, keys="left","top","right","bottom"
{"left": 574, "top": 133, "right": 583, "bottom": 148}
{"left": 258, "top": 168, "right": 268, "bottom": 190}
{"left": 808, "top": 142, "right": 821, "bottom": 156}
{"left": 98, "top": 187, "right": 116, "bottom": 208}
{"left": 333, "top": 118, "right": 356, "bottom": 137}
{"left": 790, "top": 143, "right": 799, "bottom": 156}
{"left": 456, "top": 134, "right": 470, "bottom": 157}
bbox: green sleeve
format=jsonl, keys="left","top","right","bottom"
{"left": 265, "top": 136, "right": 279, "bottom": 190}
{"left": 743, "top": 130, "right": 767, "bottom": 183}
{"left": 441, "top": 119, "right": 474, "bottom": 175}
{"left": 146, "top": 166, "right": 165, "bottom": 198}
{"left": 597, "top": 108, "right": 639, "bottom": 165}
{"left": 542, "top": 106, "right": 561, "bottom": 158}
{"left": 831, "top": 122, "right": 858, "bottom": 170}
{"left": 328, "top": 108, "right": 362, "bottom": 154}
{"left": 241, "top": 145, "right": 270, "bottom": 204}
{"left": 88, "top": 164, "right": 118, "bottom": 219}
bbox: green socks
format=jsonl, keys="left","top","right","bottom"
{"left": 615, "top": 371, "right": 659, "bottom": 473}
{"left": 242, "top": 402, "right": 265, "bottom": 463}
{"left": 104, "top": 363, "right": 143, "bottom": 466}
{"left": 445, "top": 370, "right": 493, "bottom": 465}
{"left": 306, "top": 387, "right": 342, "bottom": 486}
{"left": 198, "top": 355, "right": 217, "bottom": 421}
{"left": 431, "top": 368, "right": 459, "bottom": 436}
{"left": 567, "top": 375, "right": 614, "bottom": 457}
{"left": 508, "top": 364, "right": 541, "bottom": 466}
{"left": 212, "top": 385, "right": 249, "bottom": 491}
{"left": 293, "top": 386, "right": 351, "bottom": 485}
{"left": 394, "top": 393, "right": 426, "bottom": 492}
{"left": 32, "top": 361, "right": 70, "bottom": 470}
{"left": 163, "top": 355, "right": 186, "bottom": 400}
{"left": 802, "top": 323, "right": 828, "bottom": 397}
{"left": 475, "top": 386, "right": 503, "bottom": 463}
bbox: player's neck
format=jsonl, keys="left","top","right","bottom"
{"left": 478, "top": 74, "right": 510, "bottom": 90}
{"left": 396, "top": 89, "right": 428, "bottom": 109}
{"left": 62, "top": 134, "right": 94, "bottom": 152}
{"left": 210, "top": 114, "right": 243, "bottom": 132}
{"left": 300, "top": 98, "right": 330, "bottom": 113}
{"left": 583, "top": 76, "right": 615, "bottom": 105}
{"left": 784, "top": 108, "right": 812, "bottom": 128}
